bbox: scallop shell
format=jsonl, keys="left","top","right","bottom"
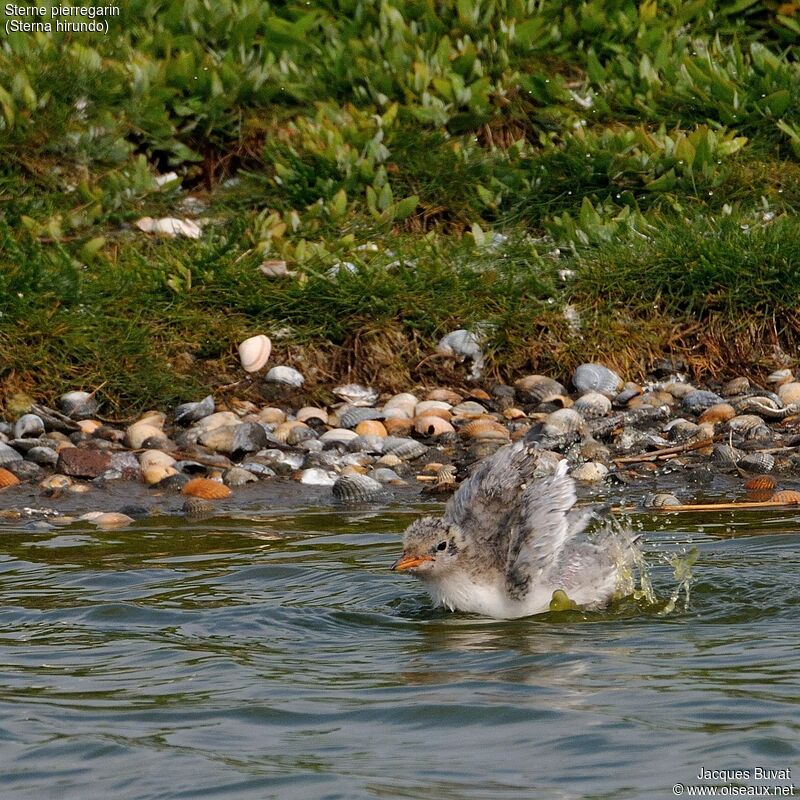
{"left": 296, "top": 407, "right": 328, "bottom": 424}
{"left": 426, "top": 389, "right": 462, "bottom": 404}
{"left": 339, "top": 407, "right": 383, "bottom": 429}
{"left": 174, "top": 395, "right": 215, "bottom": 425}
{"left": 238, "top": 335, "right": 272, "bottom": 373}
{"left": 182, "top": 477, "right": 232, "bottom": 499}
{"left": 459, "top": 419, "right": 510, "bottom": 440}
{"left": 572, "top": 364, "right": 622, "bottom": 397}
{"left": 738, "top": 452, "right": 775, "bottom": 473}
{"left": 514, "top": 375, "right": 566, "bottom": 403}
{"left": 778, "top": 382, "right": 800, "bottom": 406}
{"left": 265, "top": 365, "right": 304, "bottom": 387}
{"left": 383, "top": 437, "right": 428, "bottom": 459}
{"left": 355, "top": 420, "right": 387, "bottom": 437}
{"left": 0, "top": 467, "right": 20, "bottom": 488}
{"left": 744, "top": 475, "right": 777, "bottom": 492}
{"left": 770, "top": 490, "right": 800, "bottom": 504}
{"left": 698, "top": 403, "right": 736, "bottom": 425}
{"left": 414, "top": 416, "right": 455, "bottom": 437}
{"left": 332, "top": 473, "right": 384, "bottom": 503}
{"left": 58, "top": 390, "right": 99, "bottom": 420}
{"left": 542, "top": 408, "right": 586, "bottom": 438}
{"left": 573, "top": 391, "right": 611, "bottom": 418}
{"left": 333, "top": 384, "right": 379, "bottom": 406}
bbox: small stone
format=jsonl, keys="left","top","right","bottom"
{"left": 56, "top": 447, "right": 112, "bottom": 478}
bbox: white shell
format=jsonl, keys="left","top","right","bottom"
{"left": 265, "top": 366, "right": 304, "bottom": 387}
{"left": 135, "top": 217, "right": 202, "bottom": 239}
{"left": 238, "top": 335, "right": 272, "bottom": 373}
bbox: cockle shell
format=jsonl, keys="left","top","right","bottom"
{"left": 459, "top": 419, "right": 510, "bottom": 440}
{"left": 698, "top": 403, "right": 736, "bottom": 425}
{"left": 573, "top": 392, "right": 611, "bottom": 418}
{"left": 572, "top": 364, "right": 622, "bottom": 397}
{"left": 542, "top": 408, "right": 587, "bottom": 438}
{"left": 333, "top": 384, "right": 378, "bottom": 406}
{"left": 182, "top": 477, "right": 232, "bottom": 499}
{"left": 383, "top": 437, "right": 428, "bottom": 459}
{"left": 384, "top": 417, "right": 414, "bottom": 436}
{"left": 426, "top": 389, "right": 462, "bottom": 404}
{"left": 126, "top": 422, "right": 164, "bottom": 450}
{"left": 744, "top": 475, "right": 777, "bottom": 492}
{"left": 296, "top": 407, "right": 328, "bottom": 424}
{"left": 414, "top": 416, "right": 455, "bottom": 436}
{"left": 682, "top": 390, "right": 724, "bottom": 414}
{"left": 451, "top": 401, "right": 488, "bottom": 419}
{"left": 0, "top": 443, "right": 22, "bottom": 465}
{"left": 58, "top": 391, "right": 99, "bottom": 420}
{"left": 139, "top": 449, "right": 176, "bottom": 470}
{"left": 770, "top": 490, "right": 800, "bottom": 504}
{"left": 642, "top": 492, "right": 681, "bottom": 508}
{"left": 81, "top": 512, "right": 135, "bottom": 529}
{"left": 238, "top": 335, "right": 272, "bottom": 373}
{"left": 514, "top": 375, "right": 566, "bottom": 403}
{"left": 142, "top": 465, "right": 178, "bottom": 485}
{"left": 332, "top": 473, "right": 384, "bottom": 503}
{"left": 415, "top": 400, "right": 452, "bottom": 416}
{"left": 722, "top": 376, "right": 750, "bottom": 396}
{"left": 738, "top": 452, "right": 775, "bottom": 473}
{"left": 13, "top": 413, "right": 44, "bottom": 439}
{"left": 339, "top": 407, "right": 383, "bottom": 429}
{"left": 265, "top": 366, "right": 304, "bottom": 387}
{"left": 319, "top": 428, "right": 359, "bottom": 443}
{"left": 778, "top": 382, "right": 800, "bottom": 406}
{"left": 712, "top": 443, "right": 743, "bottom": 467}
{"left": 0, "top": 467, "right": 20, "bottom": 488}
{"left": 767, "top": 369, "right": 793, "bottom": 386}
{"left": 285, "top": 424, "right": 317, "bottom": 446}
{"left": 273, "top": 420, "right": 308, "bottom": 443}
{"left": 570, "top": 462, "right": 609, "bottom": 482}
{"left": 355, "top": 420, "right": 387, "bottom": 437}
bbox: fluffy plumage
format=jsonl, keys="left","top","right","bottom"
{"left": 392, "top": 441, "right": 638, "bottom": 618}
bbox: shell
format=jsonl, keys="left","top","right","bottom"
{"left": 514, "top": 375, "right": 566, "bottom": 403}
{"left": 25, "top": 446, "right": 58, "bottom": 467}
{"left": 238, "top": 335, "right": 272, "bottom": 373}
{"left": 82, "top": 512, "right": 135, "bottom": 529}
{"left": 265, "top": 366, "right": 304, "bottom": 387}
{"left": 299, "top": 468, "right": 338, "bottom": 486}
{"left": 459, "top": 419, "right": 510, "bottom": 441}
{"left": 663, "top": 418, "right": 702, "bottom": 441}
{"left": 712, "top": 443, "right": 743, "bottom": 467}
{"left": 570, "top": 462, "right": 609, "bottom": 482}
{"left": 332, "top": 473, "right": 384, "bottom": 503}
{"left": 383, "top": 392, "right": 418, "bottom": 413}
{"left": 384, "top": 417, "right": 414, "bottom": 436}
{"left": 0, "top": 467, "right": 20, "bottom": 488}
{"left": 319, "top": 428, "right": 359, "bottom": 444}
{"left": 573, "top": 391, "right": 611, "bottom": 418}
{"left": 139, "top": 449, "right": 176, "bottom": 470}
{"left": 257, "top": 407, "right": 287, "bottom": 425}
{"left": 339, "top": 407, "right": 383, "bottom": 429}
{"left": 126, "top": 421, "right": 163, "bottom": 449}
{"left": 370, "top": 467, "right": 404, "bottom": 484}
{"left": 285, "top": 424, "right": 318, "bottom": 446}
{"left": 727, "top": 414, "right": 766, "bottom": 435}
{"left": 355, "top": 420, "right": 387, "bottom": 437}
{"left": 778, "top": 382, "right": 800, "bottom": 406}
{"left": 415, "top": 400, "right": 452, "bottom": 416}
{"left": 182, "top": 497, "right": 215, "bottom": 516}
{"left": 296, "top": 407, "right": 328, "bottom": 424}
{"left": 542, "top": 408, "right": 586, "bottom": 438}
{"left": 642, "top": 492, "right": 681, "bottom": 508}
{"left": 451, "top": 401, "right": 488, "bottom": 418}
{"left": 571, "top": 364, "right": 622, "bottom": 397}
{"left": 767, "top": 369, "right": 793, "bottom": 386}
{"left": 0, "top": 443, "right": 22, "bottom": 466}
{"left": 503, "top": 407, "right": 528, "bottom": 420}
{"left": 744, "top": 475, "right": 777, "bottom": 492}
{"left": 738, "top": 452, "right": 775, "bottom": 473}
{"left": 77, "top": 420, "right": 103, "bottom": 435}
{"left": 698, "top": 403, "right": 736, "bottom": 425}
{"left": 39, "top": 474, "right": 72, "bottom": 490}
{"left": 347, "top": 435, "right": 385, "bottom": 453}
{"left": 770, "top": 490, "right": 800, "bottom": 504}
{"left": 142, "top": 465, "right": 178, "bottom": 485}
{"left": 721, "top": 376, "right": 750, "bottom": 396}
{"left": 174, "top": 395, "right": 215, "bottom": 425}
{"left": 426, "top": 389, "right": 462, "bottom": 404}
{"left": 58, "top": 391, "right": 99, "bottom": 420}
{"left": 13, "top": 413, "right": 44, "bottom": 439}
{"left": 182, "top": 477, "right": 232, "bottom": 499}
{"left": 414, "top": 416, "right": 455, "bottom": 437}
{"left": 333, "top": 384, "right": 378, "bottom": 406}
{"left": 272, "top": 420, "right": 306, "bottom": 443}
{"left": 682, "top": 390, "right": 724, "bottom": 414}
{"left": 383, "top": 437, "right": 428, "bottom": 459}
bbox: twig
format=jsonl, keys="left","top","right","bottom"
{"left": 614, "top": 499, "right": 800, "bottom": 513}
{"left": 613, "top": 437, "right": 714, "bottom": 465}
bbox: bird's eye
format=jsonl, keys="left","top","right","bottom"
{"left": 436, "top": 541, "right": 448, "bottom": 552}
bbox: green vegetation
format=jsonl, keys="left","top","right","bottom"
{"left": 1, "top": 0, "right": 799, "bottom": 410}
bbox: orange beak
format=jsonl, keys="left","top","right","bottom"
{"left": 391, "top": 553, "right": 433, "bottom": 572}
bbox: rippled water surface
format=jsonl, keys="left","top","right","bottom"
{"left": 1, "top": 486, "right": 799, "bottom": 799}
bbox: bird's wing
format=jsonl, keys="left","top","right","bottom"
{"left": 504, "top": 461, "right": 579, "bottom": 599}
{"left": 441, "top": 441, "right": 541, "bottom": 546}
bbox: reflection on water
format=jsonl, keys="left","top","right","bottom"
{"left": 0, "top": 497, "right": 798, "bottom": 799}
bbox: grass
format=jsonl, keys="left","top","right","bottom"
{"left": 1, "top": 0, "right": 800, "bottom": 411}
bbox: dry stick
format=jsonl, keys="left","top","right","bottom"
{"left": 613, "top": 500, "right": 800, "bottom": 513}
{"left": 613, "top": 437, "right": 715, "bottom": 465}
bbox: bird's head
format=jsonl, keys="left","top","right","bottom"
{"left": 391, "top": 516, "right": 465, "bottom": 578}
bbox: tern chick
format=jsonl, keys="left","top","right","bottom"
{"left": 392, "top": 441, "right": 639, "bottom": 618}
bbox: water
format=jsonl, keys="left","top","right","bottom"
{"left": 1, "top": 494, "right": 799, "bottom": 799}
